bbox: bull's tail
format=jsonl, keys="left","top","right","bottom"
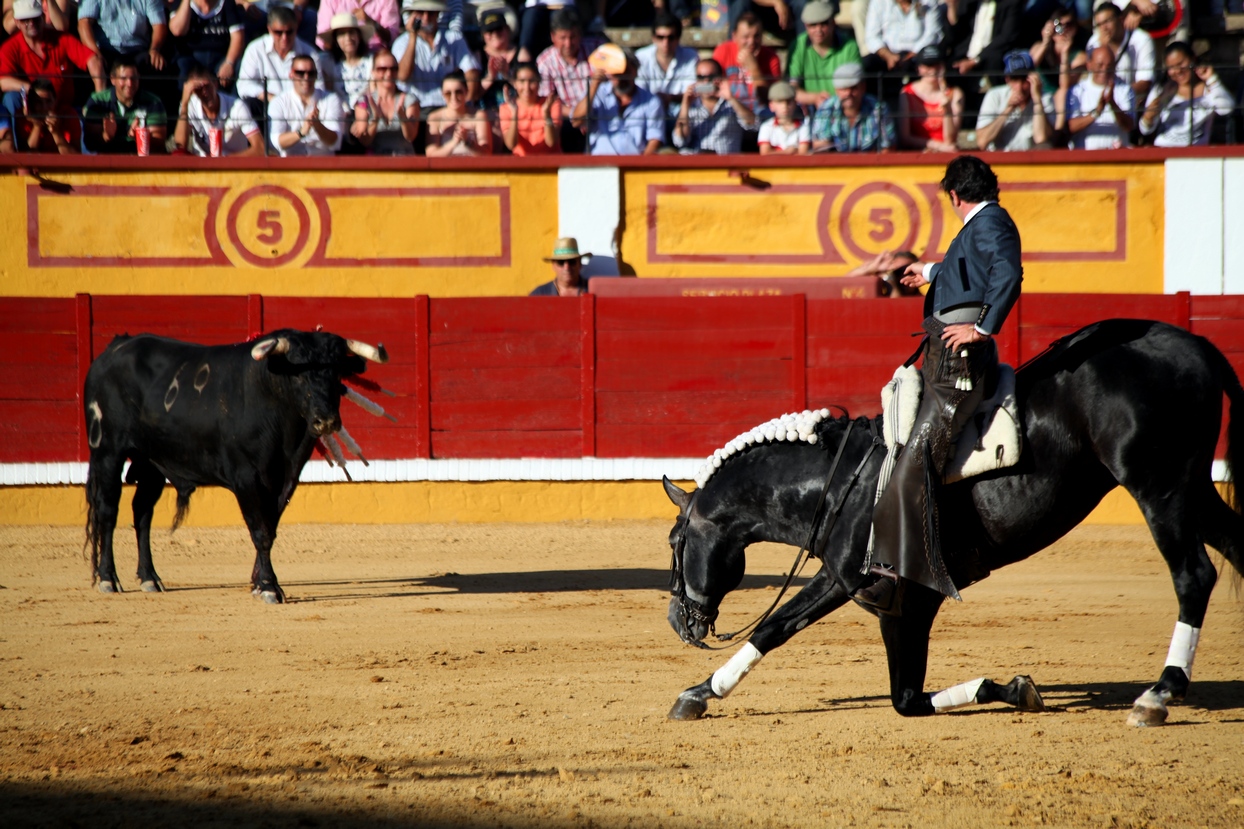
{"left": 170, "top": 487, "right": 194, "bottom": 532}
{"left": 83, "top": 469, "right": 102, "bottom": 585}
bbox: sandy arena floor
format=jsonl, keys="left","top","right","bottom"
{"left": 1, "top": 520, "right": 1242, "bottom": 828}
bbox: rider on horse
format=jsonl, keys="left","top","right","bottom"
{"left": 854, "top": 155, "right": 1024, "bottom": 613}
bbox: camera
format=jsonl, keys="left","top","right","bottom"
{"left": 1053, "top": 20, "right": 1065, "bottom": 34}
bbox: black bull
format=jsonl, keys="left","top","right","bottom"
{"left": 83, "top": 329, "right": 387, "bottom": 603}
{"left": 664, "top": 320, "right": 1244, "bottom": 726}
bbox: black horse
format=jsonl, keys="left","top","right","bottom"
{"left": 663, "top": 319, "right": 1243, "bottom": 726}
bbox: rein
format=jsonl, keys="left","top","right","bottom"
{"left": 673, "top": 417, "right": 883, "bottom": 650}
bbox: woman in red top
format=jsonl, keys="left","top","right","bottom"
{"left": 499, "top": 62, "right": 561, "bottom": 156}
{"left": 897, "top": 46, "right": 963, "bottom": 153}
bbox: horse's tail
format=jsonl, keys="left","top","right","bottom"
{"left": 83, "top": 467, "right": 102, "bottom": 585}
{"left": 1204, "top": 339, "right": 1244, "bottom": 584}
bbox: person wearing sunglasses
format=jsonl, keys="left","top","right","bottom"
{"left": 673, "top": 58, "right": 753, "bottom": 155}
{"left": 635, "top": 11, "right": 698, "bottom": 117}
{"left": 269, "top": 53, "right": 347, "bottom": 156}
{"left": 425, "top": 68, "right": 492, "bottom": 156}
{"left": 351, "top": 49, "right": 421, "bottom": 155}
{"left": 1138, "top": 41, "right": 1231, "bottom": 147}
{"left": 174, "top": 61, "right": 263, "bottom": 156}
{"left": 237, "top": 5, "right": 329, "bottom": 103}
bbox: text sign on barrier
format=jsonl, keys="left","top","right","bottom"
{"left": 589, "top": 277, "right": 883, "bottom": 298}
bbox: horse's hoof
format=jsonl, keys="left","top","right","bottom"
{"left": 668, "top": 694, "right": 709, "bottom": 721}
{"left": 1127, "top": 703, "right": 1168, "bottom": 727}
{"left": 259, "top": 590, "right": 283, "bottom": 605}
{"left": 1013, "top": 675, "right": 1045, "bottom": 712}
{"left": 98, "top": 581, "right": 120, "bottom": 594}
{"left": 139, "top": 580, "right": 164, "bottom": 593}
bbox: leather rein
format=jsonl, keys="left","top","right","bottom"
{"left": 670, "top": 417, "right": 883, "bottom": 650}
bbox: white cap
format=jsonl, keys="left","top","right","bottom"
{"left": 12, "top": 0, "right": 43, "bottom": 21}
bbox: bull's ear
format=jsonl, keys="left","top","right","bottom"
{"left": 663, "top": 476, "right": 692, "bottom": 511}
{"left": 251, "top": 337, "right": 290, "bottom": 361}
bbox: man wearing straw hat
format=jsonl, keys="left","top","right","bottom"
{"left": 530, "top": 238, "right": 593, "bottom": 296}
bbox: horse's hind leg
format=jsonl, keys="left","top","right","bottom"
{"left": 1127, "top": 489, "right": 1218, "bottom": 727}
{"left": 127, "top": 458, "right": 166, "bottom": 593}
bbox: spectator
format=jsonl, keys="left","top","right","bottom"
{"left": 861, "top": 0, "right": 940, "bottom": 82}
{"left": 519, "top": 0, "right": 606, "bottom": 64}
{"left": 712, "top": 12, "right": 781, "bottom": 117}
{"left": 82, "top": 56, "right": 168, "bottom": 153}
{"left": 1030, "top": 6, "right": 1088, "bottom": 98}
{"left": 1138, "top": 41, "right": 1234, "bottom": 147}
{"left": 351, "top": 50, "right": 420, "bottom": 155}
{"left": 845, "top": 249, "right": 921, "bottom": 296}
{"left": 478, "top": 8, "right": 518, "bottom": 108}
{"left": 730, "top": 0, "right": 799, "bottom": 38}
{"left": 0, "top": 107, "right": 11, "bottom": 151}
{"left": 0, "top": 0, "right": 106, "bottom": 111}
{"left": 3, "top": 0, "right": 72, "bottom": 36}
{"left": 572, "top": 47, "right": 663, "bottom": 156}
{"left": 9, "top": 77, "right": 80, "bottom": 153}
{"left": 425, "top": 68, "right": 492, "bottom": 155}
{"left": 237, "top": 6, "right": 329, "bottom": 103}
{"left": 788, "top": 1, "right": 861, "bottom": 107}
{"left": 673, "top": 57, "right": 753, "bottom": 154}
{"left": 635, "top": 12, "right": 699, "bottom": 116}
{"left": 943, "top": 0, "right": 1023, "bottom": 95}
{"left": 975, "top": 49, "right": 1051, "bottom": 149}
{"left": 758, "top": 80, "right": 811, "bottom": 154}
{"left": 1085, "top": 1, "right": 1153, "bottom": 106}
{"left": 530, "top": 237, "right": 592, "bottom": 296}
{"left": 168, "top": 0, "right": 247, "bottom": 90}
{"left": 811, "top": 60, "right": 894, "bottom": 151}
{"left": 499, "top": 61, "right": 561, "bottom": 156}
{"left": 269, "top": 53, "right": 347, "bottom": 156}
{"left": 897, "top": 45, "right": 962, "bottom": 151}
{"left": 393, "top": 0, "right": 481, "bottom": 108}
{"left": 173, "top": 62, "right": 262, "bottom": 156}
{"left": 315, "top": 0, "right": 399, "bottom": 52}
{"left": 1059, "top": 43, "right": 1134, "bottom": 148}
{"left": 536, "top": 8, "right": 603, "bottom": 153}
{"left": 322, "top": 13, "right": 374, "bottom": 108}
{"left": 77, "top": 0, "right": 168, "bottom": 72}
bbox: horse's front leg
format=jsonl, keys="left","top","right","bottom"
{"left": 883, "top": 585, "right": 1045, "bottom": 716}
{"left": 668, "top": 568, "right": 850, "bottom": 720}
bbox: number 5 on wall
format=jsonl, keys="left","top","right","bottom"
{"left": 256, "top": 209, "right": 284, "bottom": 246}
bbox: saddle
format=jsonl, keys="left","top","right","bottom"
{"left": 879, "top": 363, "right": 1022, "bottom": 484}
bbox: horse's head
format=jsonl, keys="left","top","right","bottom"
{"left": 663, "top": 476, "right": 747, "bottom": 647}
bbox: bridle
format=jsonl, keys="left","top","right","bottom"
{"left": 669, "top": 417, "right": 883, "bottom": 650}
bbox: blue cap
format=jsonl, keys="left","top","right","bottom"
{"left": 1003, "top": 50, "right": 1034, "bottom": 77}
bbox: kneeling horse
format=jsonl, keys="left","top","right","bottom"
{"left": 664, "top": 319, "right": 1243, "bottom": 726}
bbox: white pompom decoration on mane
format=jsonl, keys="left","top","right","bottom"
{"left": 694, "top": 409, "right": 833, "bottom": 489}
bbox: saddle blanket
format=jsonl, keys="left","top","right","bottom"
{"left": 880, "top": 363, "right": 1022, "bottom": 483}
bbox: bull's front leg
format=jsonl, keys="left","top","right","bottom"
{"left": 235, "top": 487, "right": 285, "bottom": 604}
{"left": 669, "top": 569, "right": 850, "bottom": 720}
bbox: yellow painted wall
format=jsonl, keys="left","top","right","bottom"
{"left": 622, "top": 162, "right": 1165, "bottom": 293}
{"left": 3, "top": 161, "right": 1164, "bottom": 298}
{"left": 0, "top": 481, "right": 1179, "bottom": 527}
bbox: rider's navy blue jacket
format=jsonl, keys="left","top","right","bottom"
{"left": 925, "top": 202, "right": 1023, "bottom": 336}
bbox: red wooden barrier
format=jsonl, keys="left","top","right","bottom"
{"left": 0, "top": 292, "right": 1237, "bottom": 466}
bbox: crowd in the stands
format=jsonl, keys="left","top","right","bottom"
{"left": 0, "top": 0, "right": 1238, "bottom": 155}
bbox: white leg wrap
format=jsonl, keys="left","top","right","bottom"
{"left": 930, "top": 677, "right": 986, "bottom": 713}
{"left": 710, "top": 642, "right": 763, "bottom": 699}
{"left": 1164, "top": 621, "right": 1200, "bottom": 681}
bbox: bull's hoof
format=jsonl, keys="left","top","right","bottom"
{"left": 97, "top": 581, "right": 120, "bottom": 594}
{"left": 668, "top": 694, "right": 710, "bottom": 721}
{"left": 1012, "top": 675, "right": 1045, "bottom": 712}
{"left": 1127, "top": 703, "right": 1168, "bottom": 727}
{"left": 139, "top": 580, "right": 164, "bottom": 593}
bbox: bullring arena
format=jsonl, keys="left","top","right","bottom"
{"left": 3, "top": 150, "right": 1244, "bottom": 828}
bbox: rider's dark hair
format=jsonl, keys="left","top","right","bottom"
{"left": 941, "top": 155, "right": 999, "bottom": 203}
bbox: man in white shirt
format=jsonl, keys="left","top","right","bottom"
{"left": 635, "top": 12, "right": 698, "bottom": 117}
{"left": 1061, "top": 44, "right": 1134, "bottom": 149}
{"left": 1085, "top": 1, "right": 1153, "bottom": 108}
{"left": 268, "top": 53, "right": 347, "bottom": 156}
{"left": 975, "top": 50, "right": 1053, "bottom": 150}
{"left": 174, "top": 62, "right": 262, "bottom": 156}
{"left": 392, "top": 0, "right": 481, "bottom": 107}
{"left": 237, "top": 6, "right": 330, "bottom": 102}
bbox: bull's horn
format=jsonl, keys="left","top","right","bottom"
{"left": 345, "top": 339, "right": 389, "bottom": 364}
{"left": 251, "top": 337, "right": 290, "bottom": 361}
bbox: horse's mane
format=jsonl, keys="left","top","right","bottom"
{"left": 694, "top": 409, "right": 858, "bottom": 489}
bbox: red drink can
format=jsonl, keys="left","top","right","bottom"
{"left": 135, "top": 124, "right": 151, "bottom": 157}
{"left": 208, "top": 126, "right": 223, "bottom": 157}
